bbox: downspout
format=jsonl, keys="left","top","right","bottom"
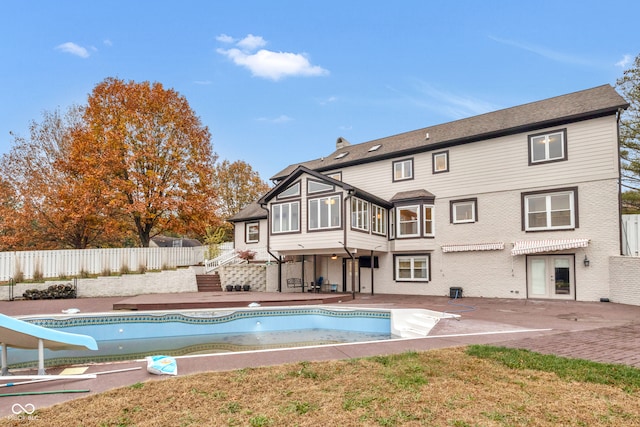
{"left": 370, "top": 250, "right": 375, "bottom": 295}
{"left": 261, "top": 203, "right": 283, "bottom": 292}
{"left": 342, "top": 189, "right": 356, "bottom": 299}
{"left": 617, "top": 108, "right": 624, "bottom": 255}
{"left": 370, "top": 244, "right": 383, "bottom": 295}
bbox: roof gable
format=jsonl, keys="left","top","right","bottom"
{"left": 258, "top": 165, "right": 391, "bottom": 208}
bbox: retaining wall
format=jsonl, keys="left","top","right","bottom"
{"left": 2, "top": 267, "right": 198, "bottom": 301}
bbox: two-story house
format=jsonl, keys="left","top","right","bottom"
{"left": 228, "top": 84, "right": 628, "bottom": 301}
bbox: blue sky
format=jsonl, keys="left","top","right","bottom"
{"left": 1, "top": 1, "right": 638, "bottom": 181}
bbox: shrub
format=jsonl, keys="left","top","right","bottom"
{"left": 236, "top": 249, "right": 256, "bottom": 261}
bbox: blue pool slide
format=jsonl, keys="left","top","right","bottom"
{"left": 0, "top": 313, "right": 97, "bottom": 375}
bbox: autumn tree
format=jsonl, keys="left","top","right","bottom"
{"left": 73, "top": 77, "right": 218, "bottom": 247}
{"left": 0, "top": 106, "right": 124, "bottom": 249}
{"left": 213, "top": 160, "right": 271, "bottom": 218}
{"left": 210, "top": 159, "right": 271, "bottom": 243}
{"left": 0, "top": 175, "right": 21, "bottom": 250}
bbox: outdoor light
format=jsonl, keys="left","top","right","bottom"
{"left": 331, "top": 254, "right": 337, "bottom": 260}
{"left": 584, "top": 255, "right": 590, "bottom": 267}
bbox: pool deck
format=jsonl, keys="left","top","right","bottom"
{"left": 112, "top": 290, "right": 351, "bottom": 310}
{"left": 1, "top": 292, "right": 640, "bottom": 418}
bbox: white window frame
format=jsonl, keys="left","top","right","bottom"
{"left": 307, "top": 179, "right": 334, "bottom": 194}
{"left": 351, "top": 198, "right": 369, "bottom": 231}
{"left": 246, "top": 222, "right": 259, "bottom": 243}
{"left": 389, "top": 209, "right": 396, "bottom": 239}
{"left": 308, "top": 195, "right": 341, "bottom": 230}
{"left": 423, "top": 205, "right": 435, "bottom": 236}
{"left": 451, "top": 200, "right": 476, "bottom": 224}
{"left": 371, "top": 204, "right": 387, "bottom": 236}
{"left": 433, "top": 151, "right": 449, "bottom": 173}
{"left": 272, "top": 201, "right": 300, "bottom": 233}
{"left": 397, "top": 205, "right": 420, "bottom": 237}
{"left": 524, "top": 189, "right": 575, "bottom": 231}
{"left": 395, "top": 255, "right": 430, "bottom": 282}
{"left": 529, "top": 129, "right": 567, "bottom": 164}
{"left": 393, "top": 159, "right": 413, "bottom": 181}
{"left": 277, "top": 182, "right": 300, "bottom": 199}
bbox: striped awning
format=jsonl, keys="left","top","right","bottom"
{"left": 511, "top": 238, "right": 589, "bottom": 256}
{"left": 441, "top": 242, "right": 505, "bottom": 253}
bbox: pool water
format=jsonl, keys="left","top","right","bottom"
{"left": 8, "top": 307, "right": 396, "bottom": 368}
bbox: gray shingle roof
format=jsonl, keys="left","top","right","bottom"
{"left": 390, "top": 189, "right": 436, "bottom": 202}
{"left": 227, "top": 202, "right": 268, "bottom": 223}
{"left": 271, "top": 84, "right": 628, "bottom": 180}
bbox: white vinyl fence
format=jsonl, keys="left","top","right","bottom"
{"left": 622, "top": 214, "right": 640, "bottom": 257}
{"left": 0, "top": 247, "right": 204, "bottom": 282}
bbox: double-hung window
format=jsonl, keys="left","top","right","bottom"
{"left": 371, "top": 204, "right": 387, "bottom": 236}
{"left": 246, "top": 222, "right": 259, "bottom": 243}
{"left": 389, "top": 209, "right": 396, "bottom": 239}
{"left": 393, "top": 158, "right": 413, "bottom": 181}
{"left": 523, "top": 188, "right": 576, "bottom": 231}
{"left": 272, "top": 201, "right": 300, "bottom": 233}
{"left": 351, "top": 198, "right": 369, "bottom": 231}
{"left": 397, "top": 206, "right": 420, "bottom": 237}
{"left": 423, "top": 205, "right": 434, "bottom": 236}
{"left": 529, "top": 129, "right": 567, "bottom": 164}
{"left": 395, "top": 255, "right": 430, "bottom": 282}
{"left": 309, "top": 195, "right": 341, "bottom": 230}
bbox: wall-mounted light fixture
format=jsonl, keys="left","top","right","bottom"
{"left": 331, "top": 254, "right": 337, "bottom": 260}
{"left": 583, "top": 255, "right": 590, "bottom": 267}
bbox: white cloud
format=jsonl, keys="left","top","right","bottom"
{"left": 319, "top": 96, "right": 338, "bottom": 106}
{"left": 55, "top": 42, "right": 90, "bottom": 58}
{"left": 258, "top": 115, "right": 293, "bottom": 124}
{"left": 616, "top": 54, "right": 632, "bottom": 68}
{"left": 217, "top": 34, "right": 329, "bottom": 81}
{"left": 488, "top": 35, "right": 591, "bottom": 66}
{"left": 194, "top": 80, "right": 212, "bottom": 85}
{"left": 409, "top": 81, "right": 500, "bottom": 119}
{"left": 103, "top": 39, "right": 113, "bottom": 47}
{"left": 216, "top": 34, "right": 234, "bottom": 44}
{"left": 237, "top": 34, "right": 267, "bottom": 51}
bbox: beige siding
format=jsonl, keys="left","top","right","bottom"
{"left": 252, "top": 115, "right": 621, "bottom": 301}
{"left": 339, "top": 116, "right": 619, "bottom": 200}
{"left": 371, "top": 179, "right": 619, "bottom": 300}
{"left": 233, "top": 218, "right": 268, "bottom": 252}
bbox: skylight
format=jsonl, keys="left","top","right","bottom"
{"left": 368, "top": 144, "right": 382, "bottom": 152}
{"left": 335, "top": 152, "right": 349, "bottom": 159}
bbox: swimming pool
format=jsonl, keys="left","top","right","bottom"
{"left": 7, "top": 306, "right": 453, "bottom": 369}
